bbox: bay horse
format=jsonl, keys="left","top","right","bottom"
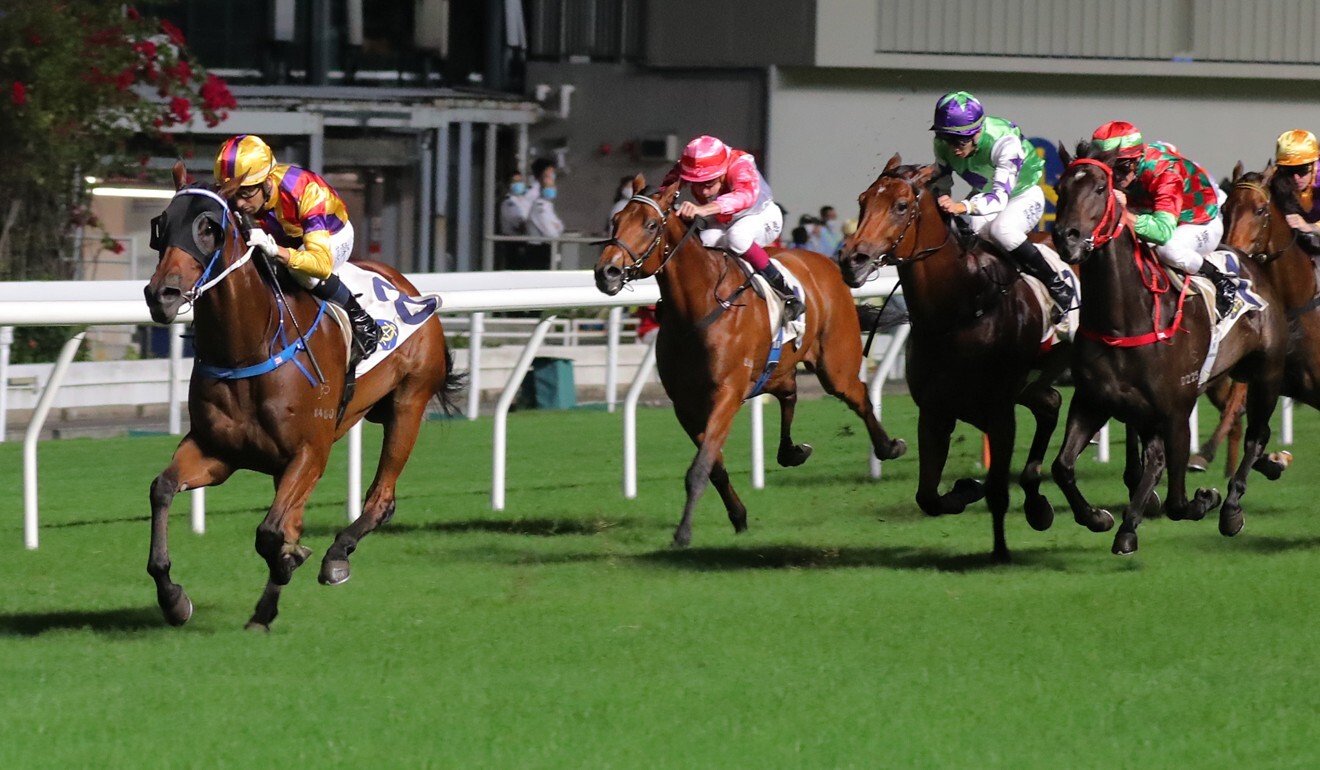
{"left": 593, "top": 176, "right": 907, "bottom": 547}
{"left": 836, "top": 154, "right": 1071, "bottom": 561}
{"left": 143, "top": 163, "right": 460, "bottom": 630}
{"left": 1049, "top": 144, "right": 1285, "bottom": 555}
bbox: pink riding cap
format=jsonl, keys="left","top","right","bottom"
{"left": 679, "top": 136, "right": 732, "bottom": 183}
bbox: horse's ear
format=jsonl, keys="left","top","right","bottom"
{"left": 660, "top": 181, "right": 680, "bottom": 206}
{"left": 913, "top": 163, "right": 938, "bottom": 187}
{"left": 632, "top": 173, "right": 646, "bottom": 194}
{"left": 172, "top": 161, "right": 188, "bottom": 191}
{"left": 1231, "top": 161, "right": 1244, "bottom": 182}
{"left": 217, "top": 177, "right": 241, "bottom": 201}
{"left": 1058, "top": 142, "right": 1073, "bottom": 168}
{"left": 883, "top": 153, "right": 902, "bottom": 173}
{"left": 1263, "top": 161, "right": 1276, "bottom": 185}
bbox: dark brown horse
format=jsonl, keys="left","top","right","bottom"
{"left": 593, "top": 177, "right": 907, "bottom": 547}
{"left": 836, "top": 154, "right": 1071, "bottom": 561}
{"left": 1049, "top": 145, "right": 1285, "bottom": 555}
{"left": 143, "top": 164, "right": 460, "bottom": 629}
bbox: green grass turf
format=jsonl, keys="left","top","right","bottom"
{"left": 2, "top": 392, "right": 1319, "bottom": 768}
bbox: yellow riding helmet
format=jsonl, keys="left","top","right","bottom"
{"left": 214, "top": 135, "right": 276, "bottom": 187}
{"left": 1275, "top": 129, "right": 1319, "bottom": 167}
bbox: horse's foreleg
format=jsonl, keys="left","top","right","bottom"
{"left": 673, "top": 389, "right": 742, "bottom": 548}
{"left": 915, "top": 409, "right": 978, "bottom": 515}
{"left": 772, "top": 389, "right": 813, "bottom": 467}
{"left": 1114, "top": 431, "right": 1166, "bottom": 555}
{"left": 983, "top": 413, "right": 1017, "bottom": 562}
{"left": 1016, "top": 381, "right": 1062, "bottom": 532}
{"left": 1220, "top": 384, "right": 1276, "bottom": 537}
{"left": 148, "top": 437, "right": 233, "bottom": 626}
{"left": 1051, "top": 397, "right": 1114, "bottom": 533}
{"left": 248, "top": 450, "right": 326, "bottom": 631}
{"left": 321, "top": 397, "right": 425, "bottom": 586}
{"left": 1164, "top": 414, "right": 1221, "bottom": 523}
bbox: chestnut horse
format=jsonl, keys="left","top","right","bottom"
{"left": 593, "top": 177, "right": 907, "bottom": 547}
{"left": 1049, "top": 145, "right": 1285, "bottom": 555}
{"left": 837, "top": 154, "right": 1071, "bottom": 561}
{"left": 143, "top": 164, "right": 460, "bottom": 629}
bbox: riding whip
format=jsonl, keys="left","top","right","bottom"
{"left": 240, "top": 212, "right": 326, "bottom": 385}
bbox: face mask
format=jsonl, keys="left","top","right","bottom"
{"left": 542, "top": 187, "right": 557, "bottom": 200}
{"left": 620, "top": 186, "right": 633, "bottom": 199}
{"left": 510, "top": 182, "right": 527, "bottom": 195}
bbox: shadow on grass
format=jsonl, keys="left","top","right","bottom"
{"left": 1202, "top": 533, "right": 1320, "bottom": 554}
{"left": 0, "top": 606, "right": 167, "bottom": 637}
{"left": 637, "top": 543, "right": 1089, "bottom": 572}
{"left": 304, "top": 516, "right": 643, "bottom": 539}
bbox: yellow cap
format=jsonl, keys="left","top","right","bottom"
{"left": 1275, "top": 129, "right": 1319, "bottom": 167}
{"left": 214, "top": 135, "right": 276, "bottom": 187}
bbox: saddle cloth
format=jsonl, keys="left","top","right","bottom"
{"left": 747, "top": 257, "right": 807, "bottom": 348}
{"left": 1019, "top": 242, "right": 1082, "bottom": 345}
{"left": 333, "top": 263, "right": 444, "bottom": 377}
{"left": 1170, "top": 250, "right": 1267, "bottom": 385}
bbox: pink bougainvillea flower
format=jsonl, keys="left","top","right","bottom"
{"left": 11, "top": 82, "right": 27, "bottom": 105}
{"left": 160, "top": 20, "right": 186, "bottom": 47}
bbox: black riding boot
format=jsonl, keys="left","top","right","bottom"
{"left": 1009, "top": 241, "right": 1074, "bottom": 323}
{"left": 757, "top": 261, "right": 805, "bottom": 321}
{"left": 312, "top": 273, "right": 380, "bottom": 358}
{"left": 1198, "top": 262, "right": 1237, "bottom": 317}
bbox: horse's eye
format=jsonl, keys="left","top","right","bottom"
{"left": 1096, "top": 185, "right": 1106, "bottom": 195}
{"left": 645, "top": 219, "right": 657, "bottom": 232}
{"left": 895, "top": 201, "right": 908, "bottom": 213}
{"left": 1256, "top": 207, "right": 1268, "bottom": 216}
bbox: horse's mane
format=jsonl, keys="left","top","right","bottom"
{"left": 1265, "top": 170, "right": 1304, "bottom": 217}
{"left": 1073, "top": 141, "right": 1120, "bottom": 166}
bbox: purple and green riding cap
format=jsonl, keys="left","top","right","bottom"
{"left": 930, "top": 91, "right": 985, "bottom": 136}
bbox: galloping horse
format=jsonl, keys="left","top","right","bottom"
{"left": 594, "top": 177, "right": 907, "bottom": 547}
{"left": 1050, "top": 145, "right": 1285, "bottom": 555}
{"left": 836, "top": 155, "right": 1071, "bottom": 561}
{"left": 143, "top": 164, "right": 460, "bottom": 629}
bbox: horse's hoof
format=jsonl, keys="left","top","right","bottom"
{"left": 1219, "top": 506, "right": 1245, "bottom": 537}
{"left": 1253, "top": 451, "right": 1291, "bottom": 481}
{"left": 777, "top": 443, "right": 813, "bottom": 468}
{"left": 671, "top": 532, "right": 691, "bottom": 549}
{"left": 1076, "top": 507, "right": 1114, "bottom": 533}
{"left": 159, "top": 587, "right": 193, "bottom": 627}
{"left": 877, "top": 439, "right": 908, "bottom": 461}
{"left": 1188, "top": 455, "right": 1210, "bottom": 473}
{"left": 1024, "top": 494, "right": 1055, "bottom": 532}
{"left": 283, "top": 543, "right": 313, "bottom": 566}
{"left": 1111, "top": 531, "right": 1138, "bottom": 555}
{"left": 1195, "top": 487, "right": 1223, "bottom": 514}
{"left": 951, "top": 477, "right": 986, "bottom": 505}
{"left": 244, "top": 620, "right": 271, "bottom": 633}
{"left": 318, "top": 559, "right": 352, "bottom": 586}
{"left": 1142, "top": 491, "right": 1162, "bottom": 519}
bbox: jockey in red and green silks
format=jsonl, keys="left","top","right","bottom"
{"left": 1090, "top": 121, "right": 1235, "bottom": 315}
{"left": 930, "top": 91, "right": 1074, "bottom": 322}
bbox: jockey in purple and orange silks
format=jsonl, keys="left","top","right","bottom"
{"left": 661, "top": 135, "right": 802, "bottom": 320}
{"left": 1090, "top": 121, "right": 1235, "bottom": 316}
{"left": 214, "top": 134, "right": 380, "bottom": 357}
{"left": 1274, "top": 130, "right": 1320, "bottom": 229}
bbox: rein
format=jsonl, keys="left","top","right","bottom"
{"left": 600, "top": 194, "right": 705, "bottom": 287}
{"left": 866, "top": 177, "right": 954, "bottom": 272}
{"left": 1067, "top": 159, "right": 1190, "bottom": 347}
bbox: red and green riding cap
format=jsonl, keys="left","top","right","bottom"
{"left": 1091, "top": 121, "right": 1145, "bottom": 161}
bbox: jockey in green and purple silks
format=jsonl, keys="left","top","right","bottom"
{"left": 930, "top": 91, "right": 1074, "bottom": 322}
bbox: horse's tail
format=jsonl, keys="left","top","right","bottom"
{"left": 433, "top": 345, "right": 467, "bottom": 417}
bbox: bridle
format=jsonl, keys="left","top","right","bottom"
{"left": 1065, "top": 158, "right": 1127, "bottom": 252}
{"left": 153, "top": 187, "right": 256, "bottom": 307}
{"left": 854, "top": 175, "right": 953, "bottom": 276}
{"left": 600, "top": 192, "right": 703, "bottom": 286}
{"left": 1228, "top": 179, "right": 1298, "bottom": 263}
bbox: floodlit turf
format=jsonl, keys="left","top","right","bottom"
{"left": 2, "top": 392, "right": 1319, "bottom": 768}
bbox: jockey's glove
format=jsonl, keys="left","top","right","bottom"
{"left": 247, "top": 228, "right": 281, "bottom": 259}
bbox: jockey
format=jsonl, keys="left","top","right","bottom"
{"left": 661, "top": 135, "right": 802, "bottom": 320}
{"left": 1274, "top": 130, "right": 1320, "bottom": 237}
{"left": 214, "top": 134, "right": 380, "bottom": 357}
{"left": 1090, "top": 121, "right": 1234, "bottom": 316}
{"left": 929, "top": 91, "right": 1074, "bottom": 322}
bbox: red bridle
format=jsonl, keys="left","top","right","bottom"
{"left": 1065, "top": 158, "right": 1127, "bottom": 250}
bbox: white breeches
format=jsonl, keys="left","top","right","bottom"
{"left": 1154, "top": 217, "right": 1223, "bottom": 274}
{"left": 292, "top": 222, "right": 355, "bottom": 289}
{"left": 698, "top": 203, "right": 784, "bottom": 254}
{"left": 967, "top": 185, "right": 1045, "bottom": 251}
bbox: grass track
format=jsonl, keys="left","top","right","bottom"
{"left": 2, "top": 393, "right": 1319, "bottom": 768}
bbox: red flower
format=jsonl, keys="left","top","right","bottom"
{"left": 169, "top": 96, "right": 192, "bottom": 124}
{"left": 114, "top": 69, "right": 134, "bottom": 91}
{"left": 200, "top": 73, "right": 236, "bottom": 111}
{"left": 126, "top": 6, "right": 141, "bottom": 21}
{"left": 11, "top": 81, "right": 27, "bottom": 105}
{"left": 134, "top": 40, "right": 157, "bottom": 60}
{"left": 109, "top": 240, "right": 126, "bottom": 255}
{"left": 169, "top": 59, "right": 193, "bottom": 84}
{"left": 160, "top": 20, "right": 186, "bottom": 47}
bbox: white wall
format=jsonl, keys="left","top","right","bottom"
{"left": 767, "top": 66, "right": 1320, "bottom": 222}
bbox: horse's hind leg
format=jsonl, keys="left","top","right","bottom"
{"left": 321, "top": 395, "right": 427, "bottom": 586}
{"left": 1016, "top": 380, "right": 1062, "bottom": 531}
{"left": 814, "top": 351, "right": 906, "bottom": 461}
{"left": 1113, "top": 430, "right": 1165, "bottom": 556}
{"left": 1051, "top": 396, "right": 1115, "bottom": 533}
{"left": 148, "top": 437, "right": 234, "bottom": 626}
{"left": 1164, "top": 413, "right": 1221, "bottom": 524}
{"left": 248, "top": 450, "right": 326, "bottom": 631}
{"left": 673, "top": 388, "right": 744, "bottom": 547}
{"left": 915, "top": 409, "right": 983, "bottom": 516}
{"left": 772, "top": 388, "right": 813, "bottom": 467}
{"left": 983, "top": 412, "right": 1017, "bottom": 562}
{"left": 1220, "top": 382, "right": 1277, "bottom": 537}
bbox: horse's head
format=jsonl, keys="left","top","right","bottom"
{"left": 1052, "top": 142, "right": 1127, "bottom": 264}
{"left": 836, "top": 153, "right": 939, "bottom": 288}
{"left": 144, "top": 163, "right": 246, "bottom": 323}
{"left": 594, "top": 174, "right": 680, "bottom": 295}
{"left": 1222, "top": 164, "right": 1276, "bottom": 258}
